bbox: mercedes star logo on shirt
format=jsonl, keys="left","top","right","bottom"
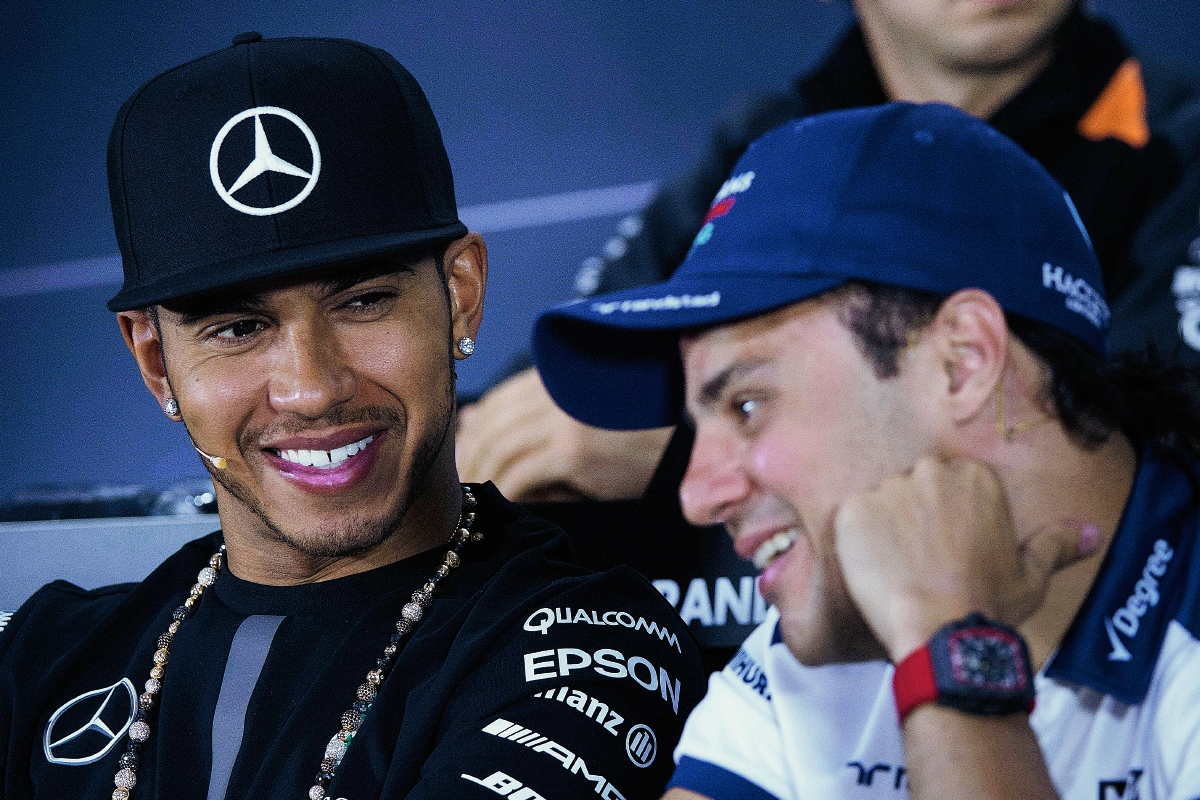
{"left": 209, "top": 106, "right": 321, "bottom": 216}
{"left": 43, "top": 678, "right": 138, "bottom": 766}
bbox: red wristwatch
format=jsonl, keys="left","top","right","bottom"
{"left": 892, "top": 613, "right": 1035, "bottom": 724}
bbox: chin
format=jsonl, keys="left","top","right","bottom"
{"left": 948, "top": 12, "right": 1064, "bottom": 69}
{"left": 219, "top": 470, "right": 412, "bottom": 560}
{"left": 777, "top": 599, "right": 888, "bottom": 667}
{"left": 271, "top": 513, "right": 400, "bottom": 559}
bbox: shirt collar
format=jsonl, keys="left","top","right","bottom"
{"left": 1045, "top": 450, "right": 1200, "bottom": 704}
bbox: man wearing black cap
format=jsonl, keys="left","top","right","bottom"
{"left": 534, "top": 103, "right": 1200, "bottom": 799}
{"left": 0, "top": 34, "right": 704, "bottom": 800}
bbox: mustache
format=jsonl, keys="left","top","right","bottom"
{"left": 241, "top": 406, "right": 407, "bottom": 452}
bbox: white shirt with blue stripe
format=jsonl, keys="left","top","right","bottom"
{"left": 669, "top": 451, "right": 1200, "bottom": 800}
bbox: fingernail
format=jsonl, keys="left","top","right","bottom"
{"left": 1079, "top": 524, "right": 1102, "bottom": 555}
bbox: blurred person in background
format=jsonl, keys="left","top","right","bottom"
{"left": 458, "top": 0, "right": 1200, "bottom": 504}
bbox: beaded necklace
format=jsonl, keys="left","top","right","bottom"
{"left": 108, "top": 485, "right": 481, "bottom": 800}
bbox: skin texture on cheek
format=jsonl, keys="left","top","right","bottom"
{"left": 740, "top": 306, "right": 929, "bottom": 665}
{"left": 749, "top": 435, "right": 885, "bottom": 665}
{"left": 161, "top": 268, "right": 458, "bottom": 563}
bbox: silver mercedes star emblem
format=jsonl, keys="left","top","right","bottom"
{"left": 209, "top": 106, "right": 321, "bottom": 216}
{"left": 44, "top": 678, "right": 137, "bottom": 766}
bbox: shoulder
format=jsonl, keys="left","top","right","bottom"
{"left": 443, "top": 484, "right": 707, "bottom": 704}
{"left": 467, "top": 483, "right": 693, "bottom": 614}
{"left": 1141, "top": 54, "right": 1200, "bottom": 162}
{"left": 410, "top": 490, "right": 708, "bottom": 798}
{"left": 670, "top": 614, "right": 804, "bottom": 800}
{"left": 0, "top": 580, "right": 135, "bottom": 662}
{"left": 0, "top": 532, "right": 221, "bottom": 675}
{"left": 1137, "top": 620, "right": 1200, "bottom": 795}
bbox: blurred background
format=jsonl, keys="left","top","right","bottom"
{"left": 1, "top": 0, "right": 1196, "bottom": 512}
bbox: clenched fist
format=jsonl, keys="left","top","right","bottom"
{"left": 456, "top": 368, "right": 673, "bottom": 502}
{"left": 833, "top": 456, "right": 1097, "bottom": 662}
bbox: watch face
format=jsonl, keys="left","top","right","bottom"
{"left": 947, "top": 627, "right": 1030, "bottom": 691}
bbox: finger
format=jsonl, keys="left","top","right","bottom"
{"left": 1021, "top": 520, "right": 1100, "bottom": 585}
{"left": 496, "top": 442, "right": 574, "bottom": 501}
{"left": 468, "top": 422, "right": 558, "bottom": 484}
{"left": 457, "top": 404, "right": 545, "bottom": 474}
{"left": 457, "top": 382, "right": 560, "bottom": 472}
{"left": 464, "top": 383, "right": 551, "bottom": 444}
{"left": 456, "top": 402, "right": 477, "bottom": 431}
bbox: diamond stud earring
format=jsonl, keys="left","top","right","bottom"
{"left": 164, "top": 398, "right": 181, "bottom": 418}
{"left": 457, "top": 337, "right": 475, "bottom": 356}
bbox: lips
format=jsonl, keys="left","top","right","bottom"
{"left": 261, "top": 429, "right": 386, "bottom": 493}
{"left": 270, "top": 434, "right": 375, "bottom": 469}
{"left": 752, "top": 528, "right": 798, "bottom": 570}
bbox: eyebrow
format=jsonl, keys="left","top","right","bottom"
{"left": 175, "top": 297, "right": 267, "bottom": 325}
{"left": 170, "top": 263, "right": 416, "bottom": 324}
{"left": 694, "top": 358, "right": 773, "bottom": 411}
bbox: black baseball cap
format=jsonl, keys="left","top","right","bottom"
{"left": 106, "top": 33, "right": 467, "bottom": 312}
{"left": 533, "top": 103, "right": 1109, "bottom": 430}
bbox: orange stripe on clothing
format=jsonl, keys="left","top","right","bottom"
{"left": 1077, "top": 57, "right": 1150, "bottom": 148}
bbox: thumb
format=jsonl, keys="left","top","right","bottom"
{"left": 1021, "top": 520, "right": 1102, "bottom": 584}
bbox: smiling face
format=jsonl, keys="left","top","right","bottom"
{"left": 119, "top": 236, "right": 486, "bottom": 581}
{"left": 679, "top": 298, "right": 934, "bottom": 665}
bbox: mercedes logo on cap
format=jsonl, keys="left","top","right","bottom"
{"left": 209, "top": 106, "right": 321, "bottom": 216}
{"left": 43, "top": 678, "right": 137, "bottom": 766}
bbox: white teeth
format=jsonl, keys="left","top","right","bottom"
{"left": 276, "top": 435, "right": 374, "bottom": 469}
{"left": 752, "top": 529, "right": 798, "bottom": 571}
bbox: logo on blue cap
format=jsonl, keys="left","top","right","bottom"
{"left": 693, "top": 170, "right": 755, "bottom": 247}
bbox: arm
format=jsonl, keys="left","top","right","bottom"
{"left": 403, "top": 568, "right": 708, "bottom": 799}
{"left": 900, "top": 707, "right": 1057, "bottom": 800}
{"left": 456, "top": 367, "right": 673, "bottom": 501}
{"left": 833, "top": 457, "right": 1095, "bottom": 800}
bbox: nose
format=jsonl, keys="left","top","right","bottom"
{"left": 267, "top": 316, "right": 356, "bottom": 418}
{"left": 679, "top": 421, "right": 751, "bottom": 527}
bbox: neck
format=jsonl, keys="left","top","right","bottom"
{"left": 1000, "top": 430, "right": 1138, "bottom": 668}
{"left": 856, "top": 14, "right": 1057, "bottom": 119}
{"left": 217, "top": 449, "right": 465, "bottom": 586}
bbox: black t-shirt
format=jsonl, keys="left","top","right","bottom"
{"left": 0, "top": 484, "right": 705, "bottom": 799}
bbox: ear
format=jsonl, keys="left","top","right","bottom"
{"left": 926, "top": 289, "right": 1008, "bottom": 424}
{"left": 117, "top": 309, "right": 173, "bottom": 409}
{"left": 442, "top": 232, "right": 488, "bottom": 360}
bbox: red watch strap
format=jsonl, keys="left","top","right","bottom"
{"left": 892, "top": 644, "right": 937, "bottom": 724}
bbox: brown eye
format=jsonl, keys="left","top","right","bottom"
{"left": 215, "top": 320, "right": 263, "bottom": 339}
{"left": 345, "top": 290, "right": 395, "bottom": 309}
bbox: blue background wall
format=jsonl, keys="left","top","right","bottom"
{"left": 1, "top": 0, "right": 1195, "bottom": 499}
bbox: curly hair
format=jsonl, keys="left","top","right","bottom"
{"left": 831, "top": 281, "right": 1200, "bottom": 459}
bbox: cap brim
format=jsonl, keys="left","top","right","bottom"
{"left": 107, "top": 222, "right": 468, "bottom": 311}
{"left": 533, "top": 271, "right": 844, "bottom": 430}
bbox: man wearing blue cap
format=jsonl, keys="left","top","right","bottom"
{"left": 534, "top": 103, "right": 1200, "bottom": 799}
{"left": 0, "top": 34, "right": 704, "bottom": 800}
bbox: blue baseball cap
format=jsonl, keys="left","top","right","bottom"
{"left": 533, "top": 102, "right": 1109, "bottom": 430}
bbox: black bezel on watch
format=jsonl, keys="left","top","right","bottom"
{"left": 928, "top": 613, "right": 1035, "bottom": 715}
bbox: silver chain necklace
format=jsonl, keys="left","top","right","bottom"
{"left": 107, "top": 485, "right": 481, "bottom": 800}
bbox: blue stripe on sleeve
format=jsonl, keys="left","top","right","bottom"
{"left": 668, "top": 756, "right": 783, "bottom": 800}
